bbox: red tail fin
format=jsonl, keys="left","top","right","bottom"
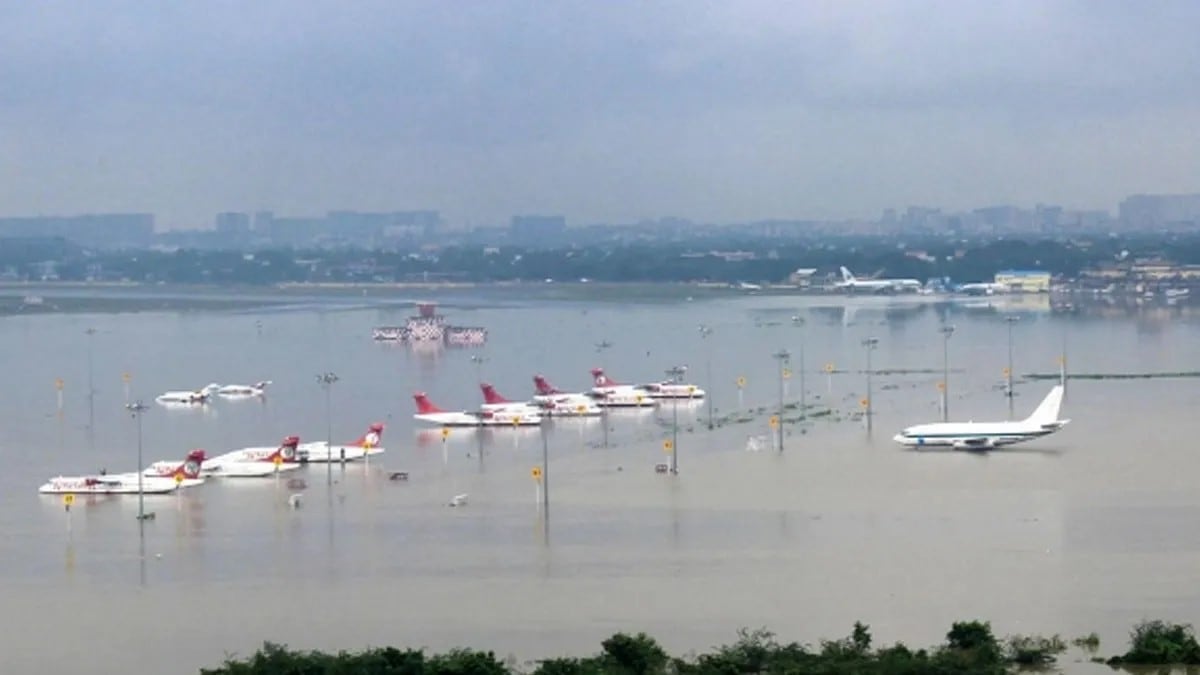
{"left": 533, "top": 375, "right": 561, "bottom": 395}
{"left": 413, "top": 392, "right": 445, "bottom": 414}
{"left": 591, "top": 367, "right": 619, "bottom": 387}
{"left": 171, "top": 449, "right": 206, "bottom": 480}
{"left": 350, "top": 422, "right": 385, "bottom": 447}
{"left": 267, "top": 436, "right": 301, "bottom": 463}
{"left": 480, "top": 382, "right": 510, "bottom": 404}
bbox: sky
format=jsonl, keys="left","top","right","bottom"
{"left": 1, "top": 0, "right": 1199, "bottom": 228}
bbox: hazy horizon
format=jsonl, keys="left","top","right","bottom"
{"left": 2, "top": 1, "right": 1199, "bottom": 228}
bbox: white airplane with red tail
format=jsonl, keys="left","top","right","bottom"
{"left": 530, "top": 376, "right": 604, "bottom": 416}
{"left": 197, "top": 435, "right": 304, "bottom": 477}
{"left": 41, "top": 449, "right": 206, "bottom": 494}
{"left": 300, "top": 422, "right": 386, "bottom": 462}
{"left": 480, "top": 383, "right": 545, "bottom": 415}
{"left": 592, "top": 367, "right": 705, "bottom": 400}
{"left": 139, "top": 449, "right": 209, "bottom": 488}
{"left": 588, "top": 368, "right": 659, "bottom": 408}
{"left": 413, "top": 392, "right": 542, "bottom": 427}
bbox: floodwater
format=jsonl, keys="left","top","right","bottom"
{"left": 3, "top": 287, "right": 1200, "bottom": 674}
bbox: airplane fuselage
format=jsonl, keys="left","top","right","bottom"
{"left": 893, "top": 421, "right": 1068, "bottom": 449}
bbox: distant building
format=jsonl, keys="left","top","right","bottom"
{"left": 0, "top": 213, "right": 154, "bottom": 248}
{"left": 215, "top": 212, "right": 251, "bottom": 237}
{"left": 510, "top": 215, "right": 566, "bottom": 243}
{"left": 1119, "top": 194, "right": 1200, "bottom": 229}
{"left": 994, "top": 270, "right": 1051, "bottom": 293}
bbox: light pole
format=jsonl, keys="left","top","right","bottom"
{"left": 771, "top": 349, "right": 790, "bottom": 453}
{"left": 862, "top": 337, "right": 879, "bottom": 432}
{"left": 86, "top": 327, "right": 96, "bottom": 453}
{"left": 940, "top": 325, "right": 955, "bottom": 422}
{"left": 665, "top": 365, "right": 686, "bottom": 473}
{"left": 596, "top": 340, "right": 612, "bottom": 448}
{"left": 540, "top": 420, "right": 550, "bottom": 533}
{"left": 791, "top": 316, "right": 807, "bottom": 427}
{"left": 1005, "top": 316, "right": 1019, "bottom": 419}
{"left": 317, "top": 372, "right": 339, "bottom": 481}
{"left": 698, "top": 325, "right": 714, "bottom": 430}
{"left": 126, "top": 400, "right": 149, "bottom": 521}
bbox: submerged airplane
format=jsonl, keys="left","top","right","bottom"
{"left": 299, "top": 422, "right": 386, "bottom": 463}
{"left": 202, "top": 381, "right": 272, "bottom": 398}
{"left": 836, "top": 266, "right": 923, "bottom": 294}
{"left": 41, "top": 449, "right": 206, "bottom": 494}
{"left": 893, "top": 385, "right": 1069, "bottom": 450}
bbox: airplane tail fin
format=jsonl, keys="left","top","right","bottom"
{"left": 173, "top": 449, "right": 206, "bottom": 480}
{"left": 480, "top": 383, "right": 510, "bottom": 404}
{"left": 591, "top": 367, "right": 618, "bottom": 387}
{"left": 350, "top": 422, "right": 385, "bottom": 448}
{"left": 840, "top": 266, "right": 855, "bottom": 283}
{"left": 268, "top": 436, "right": 301, "bottom": 463}
{"left": 1024, "top": 385, "right": 1065, "bottom": 426}
{"left": 413, "top": 392, "right": 444, "bottom": 414}
{"left": 533, "top": 375, "right": 561, "bottom": 395}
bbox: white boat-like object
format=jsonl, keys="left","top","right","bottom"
{"left": 530, "top": 376, "right": 604, "bottom": 416}
{"left": 198, "top": 435, "right": 304, "bottom": 477}
{"left": 40, "top": 449, "right": 206, "bottom": 495}
{"left": 299, "top": 422, "right": 386, "bottom": 462}
{"left": 413, "top": 393, "right": 543, "bottom": 427}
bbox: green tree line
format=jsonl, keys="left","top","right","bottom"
{"left": 200, "top": 619, "right": 1200, "bottom": 674}
{"left": 8, "top": 232, "right": 1200, "bottom": 285}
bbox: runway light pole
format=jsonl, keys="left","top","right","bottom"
{"left": 791, "top": 316, "right": 807, "bottom": 428}
{"left": 862, "top": 337, "right": 879, "bottom": 432}
{"left": 771, "top": 349, "right": 790, "bottom": 453}
{"left": 698, "top": 325, "right": 714, "bottom": 430}
{"left": 665, "top": 365, "right": 686, "bottom": 473}
{"left": 126, "top": 400, "right": 149, "bottom": 522}
{"left": 940, "top": 325, "right": 955, "bottom": 422}
{"left": 596, "top": 340, "right": 612, "bottom": 448}
{"left": 86, "top": 327, "right": 96, "bottom": 453}
{"left": 317, "top": 372, "right": 339, "bottom": 481}
{"left": 540, "top": 420, "right": 550, "bottom": 533}
{"left": 1005, "top": 316, "right": 1019, "bottom": 419}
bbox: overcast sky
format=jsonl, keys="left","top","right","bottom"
{"left": 2, "top": 0, "right": 1199, "bottom": 228}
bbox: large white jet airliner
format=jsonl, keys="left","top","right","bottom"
{"left": 893, "top": 385, "right": 1069, "bottom": 450}
{"left": 836, "top": 267, "right": 923, "bottom": 294}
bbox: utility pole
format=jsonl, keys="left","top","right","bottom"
{"left": 862, "top": 337, "right": 879, "bottom": 432}
{"left": 698, "top": 325, "right": 714, "bottom": 429}
{"left": 317, "top": 372, "right": 339, "bottom": 481}
{"left": 596, "top": 340, "right": 612, "bottom": 448}
{"left": 940, "top": 325, "right": 955, "bottom": 422}
{"left": 1005, "top": 316, "right": 1019, "bottom": 419}
{"left": 86, "top": 328, "right": 96, "bottom": 453}
{"left": 540, "top": 421, "right": 550, "bottom": 538}
{"left": 771, "top": 349, "right": 790, "bottom": 453}
{"left": 665, "top": 365, "right": 686, "bottom": 473}
{"left": 792, "top": 316, "right": 807, "bottom": 428}
{"left": 126, "top": 400, "right": 150, "bottom": 522}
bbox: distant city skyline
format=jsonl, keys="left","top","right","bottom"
{"left": 2, "top": 2, "right": 1198, "bottom": 227}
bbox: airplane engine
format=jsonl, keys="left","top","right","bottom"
{"left": 953, "top": 439, "right": 995, "bottom": 450}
